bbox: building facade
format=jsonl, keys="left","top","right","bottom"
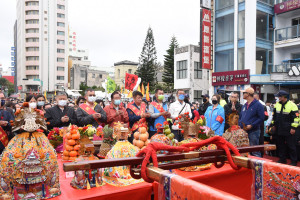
{"left": 114, "top": 60, "right": 138, "bottom": 87}
{"left": 174, "top": 45, "right": 210, "bottom": 102}
{"left": 272, "top": 0, "right": 300, "bottom": 102}
{"left": 213, "top": 0, "right": 277, "bottom": 102}
{"left": 16, "top": 0, "right": 69, "bottom": 93}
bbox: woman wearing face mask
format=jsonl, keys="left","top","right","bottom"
{"left": 204, "top": 94, "right": 225, "bottom": 136}
{"left": 45, "top": 91, "right": 78, "bottom": 131}
{"left": 25, "top": 95, "right": 38, "bottom": 110}
{"left": 36, "top": 94, "right": 46, "bottom": 113}
{"left": 104, "top": 91, "right": 129, "bottom": 127}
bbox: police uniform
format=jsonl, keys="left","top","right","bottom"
{"left": 271, "top": 90, "right": 299, "bottom": 165}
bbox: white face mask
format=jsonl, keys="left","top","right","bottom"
{"left": 58, "top": 100, "right": 67, "bottom": 107}
{"left": 29, "top": 102, "right": 37, "bottom": 109}
{"left": 88, "top": 96, "right": 96, "bottom": 103}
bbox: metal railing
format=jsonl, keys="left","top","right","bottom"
{"left": 275, "top": 24, "right": 300, "bottom": 42}
{"left": 273, "top": 62, "right": 300, "bottom": 72}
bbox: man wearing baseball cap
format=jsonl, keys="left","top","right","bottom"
{"left": 239, "top": 87, "right": 265, "bottom": 157}
{"left": 270, "top": 90, "right": 299, "bottom": 166}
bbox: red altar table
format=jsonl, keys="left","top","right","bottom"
{"left": 53, "top": 155, "right": 153, "bottom": 200}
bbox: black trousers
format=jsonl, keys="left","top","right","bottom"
{"left": 172, "top": 129, "right": 184, "bottom": 142}
{"left": 277, "top": 134, "right": 297, "bottom": 162}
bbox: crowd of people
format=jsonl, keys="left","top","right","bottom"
{"left": 0, "top": 87, "right": 299, "bottom": 166}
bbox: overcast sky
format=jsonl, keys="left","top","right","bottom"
{"left": 0, "top": 0, "right": 200, "bottom": 71}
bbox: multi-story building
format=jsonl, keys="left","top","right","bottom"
{"left": 213, "top": 0, "right": 276, "bottom": 102}
{"left": 272, "top": 0, "right": 300, "bottom": 102}
{"left": 16, "top": 0, "right": 69, "bottom": 93}
{"left": 174, "top": 45, "right": 210, "bottom": 102}
{"left": 114, "top": 60, "right": 138, "bottom": 87}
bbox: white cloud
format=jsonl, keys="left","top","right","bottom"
{"left": 0, "top": 0, "right": 200, "bottom": 70}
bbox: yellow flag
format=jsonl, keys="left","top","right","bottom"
{"left": 124, "top": 89, "right": 128, "bottom": 94}
{"left": 54, "top": 90, "right": 56, "bottom": 96}
{"left": 146, "top": 83, "right": 150, "bottom": 101}
{"left": 44, "top": 91, "right": 47, "bottom": 101}
{"left": 137, "top": 85, "right": 141, "bottom": 92}
{"left": 128, "top": 91, "right": 132, "bottom": 98}
{"left": 120, "top": 86, "right": 123, "bottom": 94}
{"left": 141, "top": 83, "right": 145, "bottom": 97}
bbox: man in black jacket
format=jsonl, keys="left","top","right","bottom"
{"left": 198, "top": 94, "right": 211, "bottom": 116}
{"left": 224, "top": 92, "right": 242, "bottom": 131}
{"left": 76, "top": 88, "right": 107, "bottom": 127}
{"left": 45, "top": 91, "right": 78, "bottom": 130}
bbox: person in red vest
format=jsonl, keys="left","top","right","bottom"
{"left": 127, "top": 91, "right": 151, "bottom": 143}
{"left": 148, "top": 89, "right": 170, "bottom": 138}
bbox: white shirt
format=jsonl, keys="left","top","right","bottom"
{"left": 169, "top": 100, "right": 192, "bottom": 130}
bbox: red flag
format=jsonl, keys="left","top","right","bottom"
{"left": 125, "top": 73, "right": 138, "bottom": 91}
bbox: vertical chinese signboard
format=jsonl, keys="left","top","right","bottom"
{"left": 200, "top": 8, "right": 211, "bottom": 69}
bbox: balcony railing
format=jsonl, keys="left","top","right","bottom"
{"left": 273, "top": 62, "right": 300, "bottom": 72}
{"left": 275, "top": 25, "right": 300, "bottom": 42}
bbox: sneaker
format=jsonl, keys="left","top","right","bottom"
{"left": 277, "top": 159, "right": 287, "bottom": 164}
{"left": 290, "top": 162, "right": 297, "bottom": 166}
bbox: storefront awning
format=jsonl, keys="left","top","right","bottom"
{"left": 282, "top": 58, "right": 300, "bottom": 63}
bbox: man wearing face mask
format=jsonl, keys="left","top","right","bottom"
{"left": 45, "top": 91, "right": 78, "bottom": 130}
{"left": 0, "top": 92, "right": 14, "bottom": 155}
{"left": 198, "top": 94, "right": 212, "bottom": 116}
{"left": 76, "top": 88, "right": 107, "bottom": 127}
{"left": 169, "top": 90, "right": 192, "bottom": 141}
{"left": 104, "top": 91, "right": 129, "bottom": 127}
{"left": 148, "top": 89, "right": 171, "bottom": 138}
{"left": 270, "top": 90, "right": 299, "bottom": 166}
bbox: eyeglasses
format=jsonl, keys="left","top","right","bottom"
{"left": 88, "top": 95, "right": 96, "bottom": 97}
{"left": 243, "top": 92, "right": 248, "bottom": 95}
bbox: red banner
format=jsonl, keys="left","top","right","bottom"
{"left": 201, "top": 9, "right": 211, "bottom": 69}
{"left": 212, "top": 70, "right": 250, "bottom": 86}
{"left": 125, "top": 73, "right": 138, "bottom": 91}
{"left": 274, "top": 0, "right": 300, "bottom": 14}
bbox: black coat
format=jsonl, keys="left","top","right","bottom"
{"left": 45, "top": 105, "right": 78, "bottom": 130}
{"left": 224, "top": 102, "right": 242, "bottom": 131}
{"left": 198, "top": 102, "right": 212, "bottom": 116}
{"left": 76, "top": 104, "right": 107, "bottom": 127}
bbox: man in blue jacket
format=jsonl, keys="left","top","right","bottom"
{"left": 239, "top": 87, "right": 265, "bottom": 157}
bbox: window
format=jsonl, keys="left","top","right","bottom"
{"left": 256, "top": 48, "right": 268, "bottom": 74}
{"left": 26, "top": 56, "right": 39, "bottom": 61}
{"left": 256, "top": 11, "right": 268, "bottom": 40}
{"left": 57, "top": 4, "right": 65, "bottom": 10}
{"left": 25, "top": 1, "right": 39, "bottom": 6}
{"left": 57, "top": 58, "right": 64, "bottom": 62}
{"left": 26, "top": 47, "right": 39, "bottom": 51}
{"left": 26, "top": 75, "right": 39, "bottom": 79}
{"left": 207, "top": 70, "right": 209, "bottom": 80}
{"left": 57, "top": 31, "right": 65, "bottom": 36}
{"left": 26, "top": 66, "right": 39, "bottom": 70}
{"left": 80, "top": 70, "right": 85, "bottom": 78}
{"left": 176, "top": 60, "right": 187, "bottom": 79}
{"left": 26, "top": 28, "right": 39, "bottom": 33}
{"left": 44, "top": 31, "right": 47, "bottom": 34}
{"left": 292, "top": 53, "right": 300, "bottom": 59}
{"left": 26, "top": 10, "right": 39, "bottom": 15}
{"left": 128, "top": 69, "right": 132, "bottom": 74}
{"left": 238, "top": 48, "right": 245, "bottom": 70}
{"left": 84, "top": 56, "right": 88, "bottom": 60}
{"left": 57, "top": 49, "right": 65, "bottom": 53}
{"left": 99, "top": 74, "right": 102, "bottom": 78}
{"left": 92, "top": 74, "right": 95, "bottom": 78}
{"left": 57, "top": 13, "right": 65, "bottom": 18}
{"left": 194, "top": 62, "right": 202, "bottom": 79}
{"left": 215, "top": 0, "right": 234, "bottom": 11}
{"left": 57, "top": 22, "right": 65, "bottom": 27}
{"left": 215, "top": 49, "right": 234, "bottom": 72}
{"left": 216, "top": 14, "right": 234, "bottom": 45}
{"left": 69, "top": 48, "right": 72, "bottom": 51}
{"left": 57, "top": 40, "right": 65, "bottom": 44}
{"left": 69, "top": 42, "right": 72, "bottom": 45}
{"left": 26, "top": 19, "right": 39, "bottom": 24}
{"left": 44, "top": 11, "right": 47, "bottom": 14}
{"left": 194, "top": 90, "right": 202, "bottom": 102}
{"left": 26, "top": 38, "right": 39, "bottom": 42}
{"left": 118, "top": 69, "right": 120, "bottom": 78}
{"left": 57, "top": 67, "right": 64, "bottom": 71}
{"left": 238, "top": 11, "right": 245, "bottom": 39}
{"left": 57, "top": 76, "right": 64, "bottom": 80}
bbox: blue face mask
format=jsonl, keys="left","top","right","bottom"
{"left": 114, "top": 99, "right": 121, "bottom": 105}
{"left": 178, "top": 94, "right": 185, "bottom": 101}
{"left": 37, "top": 101, "right": 45, "bottom": 107}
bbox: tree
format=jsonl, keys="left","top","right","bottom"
{"left": 0, "top": 78, "right": 14, "bottom": 96}
{"left": 136, "top": 27, "right": 157, "bottom": 87}
{"left": 162, "top": 36, "right": 179, "bottom": 92}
